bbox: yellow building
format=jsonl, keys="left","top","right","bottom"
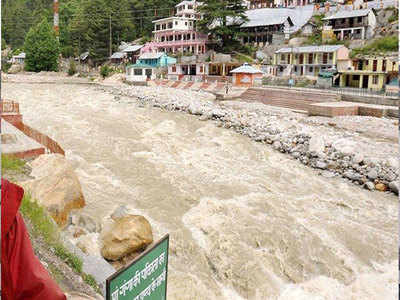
{"left": 339, "top": 56, "right": 398, "bottom": 90}
{"left": 273, "top": 45, "right": 349, "bottom": 77}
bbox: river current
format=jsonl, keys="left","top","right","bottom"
{"left": 3, "top": 82, "right": 397, "bottom": 299}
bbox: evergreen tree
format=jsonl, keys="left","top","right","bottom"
{"left": 70, "top": 0, "right": 135, "bottom": 63}
{"left": 197, "top": 0, "right": 248, "bottom": 49}
{"left": 24, "top": 18, "right": 60, "bottom": 72}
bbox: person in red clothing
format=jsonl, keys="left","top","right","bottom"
{"left": 1, "top": 178, "right": 66, "bottom": 300}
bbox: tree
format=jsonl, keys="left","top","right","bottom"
{"left": 24, "top": 18, "right": 60, "bottom": 72}
{"left": 70, "top": 0, "right": 137, "bottom": 64}
{"left": 197, "top": 0, "right": 248, "bottom": 50}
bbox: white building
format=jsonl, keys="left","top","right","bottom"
{"left": 323, "top": 9, "right": 377, "bottom": 40}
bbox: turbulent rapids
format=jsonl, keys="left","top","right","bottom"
{"left": 3, "top": 80, "right": 397, "bottom": 299}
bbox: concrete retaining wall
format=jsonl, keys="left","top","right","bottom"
{"left": 341, "top": 94, "right": 399, "bottom": 107}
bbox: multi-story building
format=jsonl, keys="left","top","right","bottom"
{"left": 273, "top": 45, "right": 350, "bottom": 77}
{"left": 248, "top": 0, "right": 314, "bottom": 8}
{"left": 240, "top": 14, "right": 294, "bottom": 45}
{"left": 339, "top": 56, "right": 399, "bottom": 90}
{"left": 322, "top": 9, "right": 377, "bottom": 41}
{"left": 143, "top": 1, "right": 208, "bottom": 55}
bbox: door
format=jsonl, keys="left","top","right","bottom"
{"left": 299, "top": 54, "right": 304, "bottom": 64}
{"left": 362, "top": 75, "right": 368, "bottom": 88}
{"left": 145, "top": 69, "right": 152, "bottom": 80}
{"left": 190, "top": 64, "right": 196, "bottom": 75}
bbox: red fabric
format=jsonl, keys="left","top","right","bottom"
{"left": 1, "top": 178, "right": 66, "bottom": 300}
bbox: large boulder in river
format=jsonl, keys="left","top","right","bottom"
{"left": 100, "top": 215, "right": 153, "bottom": 261}
{"left": 19, "top": 154, "right": 85, "bottom": 228}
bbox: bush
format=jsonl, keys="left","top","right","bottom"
{"left": 61, "top": 45, "right": 74, "bottom": 58}
{"left": 68, "top": 59, "right": 77, "bottom": 76}
{"left": 1, "top": 154, "right": 25, "bottom": 171}
{"left": 388, "top": 14, "right": 398, "bottom": 23}
{"left": 2, "top": 60, "right": 12, "bottom": 73}
{"left": 351, "top": 35, "right": 398, "bottom": 57}
{"left": 24, "top": 18, "right": 60, "bottom": 72}
{"left": 100, "top": 65, "right": 113, "bottom": 78}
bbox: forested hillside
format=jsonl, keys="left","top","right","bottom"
{"left": 2, "top": 0, "right": 180, "bottom": 60}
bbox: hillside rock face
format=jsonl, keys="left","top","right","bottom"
{"left": 100, "top": 215, "right": 153, "bottom": 261}
{"left": 20, "top": 154, "right": 85, "bottom": 227}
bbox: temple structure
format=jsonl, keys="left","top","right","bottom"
{"left": 143, "top": 1, "right": 208, "bottom": 55}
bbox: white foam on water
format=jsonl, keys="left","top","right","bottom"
{"left": 276, "top": 261, "right": 397, "bottom": 300}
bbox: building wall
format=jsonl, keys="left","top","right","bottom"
{"left": 154, "top": 18, "right": 196, "bottom": 32}
{"left": 126, "top": 67, "right": 157, "bottom": 81}
{"left": 336, "top": 46, "right": 349, "bottom": 60}
{"left": 339, "top": 73, "right": 386, "bottom": 89}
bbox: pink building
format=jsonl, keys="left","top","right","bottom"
{"left": 145, "top": 1, "right": 208, "bottom": 55}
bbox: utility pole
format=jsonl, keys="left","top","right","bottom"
{"left": 53, "top": 0, "right": 59, "bottom": 40}
{"left": 109, "top": 14, "right": 112, "bottom": 57}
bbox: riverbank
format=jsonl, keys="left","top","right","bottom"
{"left": 99, "top": 83, "right": 399, "bottom": 194}
{"left": 2, "top": 155, "right": 103, "bottom": 300}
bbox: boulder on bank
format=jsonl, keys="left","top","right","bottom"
{"left": 20, "top": 154, "right": 85, "bottom": 228}
{"left": 100, "top": 215, "right": 153, "bottom": 261}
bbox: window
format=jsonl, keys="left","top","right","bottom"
{"left": 353, "top": 75, "right": 360, "bottom": 80}
{"left": 280, "top": 66, "right": 284, "bottom": 72}
{"left": 329, "top": 53, "right": 333, "bottom": 60}
{"left": 189, "top": 22, "right": 192, "bottom": 26}
{"left": 357, "top": 60, "right": 363, "bottom": 70}
{"left": 309, "top": 67, "right": 313, "bottom": 72}
{"left": 185, "top": 22, "right": 187, "bottom": 26}
{"left": 188, "top": 4, "right": 193, "bottom": 9}
{"left": 281, "top": 54, "right": 285, "bottom": 61}
{"left": 172, "top": 65, "right": 176, "bottom": 72}
{"left": 365, "top": 60, "right": 369, "bottom": 66}
{"left": 308, "top": 53, "right": 313, "bottom": 64}
{"left": 373, "top": 60, "right": 377, "bottom": 72}
{"left": 134, "top": 68, "right": 143, "bottom": 76}
{"left": 357, "top": 16, "right": 362, "bottom": 23}
{"left": 168, "top": 22, "right": 173, "bottom": 29}
{"left": 175, "top": 21, "right": 178, "bottom": 25}
{"left": 382, "top": 59, "right": 386, "bottom": 72}
{"left": 372, "top": 75, "right": 378, "bottom": 84}
{"left": 200, "top": 66, "right": 204, "bottom": 73}
{"left": 294, "top": 66, "right": 297, "bottom": 72}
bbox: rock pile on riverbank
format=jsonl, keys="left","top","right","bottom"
{"left": 99, "top": 85, "right": 399, "bottom": 194}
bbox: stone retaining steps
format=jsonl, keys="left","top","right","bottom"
{"left": 241, "top": 88, "right": 339, "bottom": 112}
{"left": 153, "top": 79, "right": 222, "bottom": 93}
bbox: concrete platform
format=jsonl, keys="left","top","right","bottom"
{"left": 308, "top": 102, "right": 359, "bottom": 117}
{"left": 1, "top": 119, "right": 45, "bottom": 158}
{"left": 308, "top": 101, "right": 399, "bottom": 118}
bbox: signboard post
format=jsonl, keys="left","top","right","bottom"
{"left": 106, "top": 234, "right": 169, "bottom": 300}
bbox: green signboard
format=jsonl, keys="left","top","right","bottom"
{"left": 106, "top": 234, "right": 169, "bottom": 300}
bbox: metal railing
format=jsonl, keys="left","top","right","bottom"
{"left": 0, "top": 100, "right": 20, "bottom": 114}
{"left": 261, "top": 82, "right": 399, "bottom": 98}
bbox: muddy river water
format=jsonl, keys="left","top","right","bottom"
{"left": 3, "top": 82, "right": 397, "bottom": 299}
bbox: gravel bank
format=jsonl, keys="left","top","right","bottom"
{"left": 99, "top": 84, "right": 399, "bottom": 194}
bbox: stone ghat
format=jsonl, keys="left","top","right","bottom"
{"left": 99, "top": 85, "right": 399, "bottom": 195}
